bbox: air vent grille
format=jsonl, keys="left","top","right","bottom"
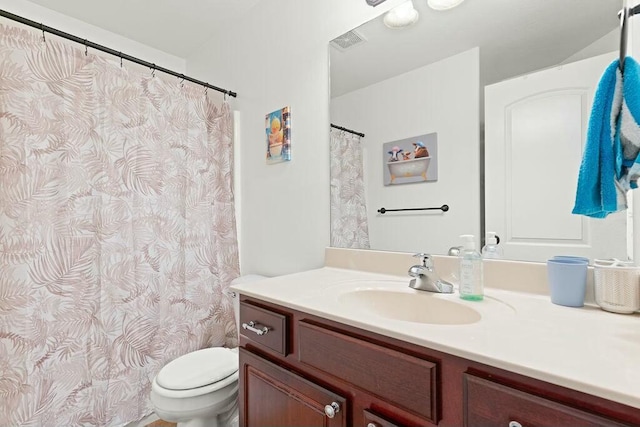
{"left": 330, "top": 30, "right": 367, "bottom": 52}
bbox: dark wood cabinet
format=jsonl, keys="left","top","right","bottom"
{"left": 239, "top": 296, "right": 640, "bottom": 427}
{"left": 239, "top": 301, "right": 289, "bottom": 356}
{"left": 240, "top": 348, "right": 347, "bottom": 427}
{"left": 363, "top": 409, "right": 404, "bottom": 427}
{"left": 464, "top": 374, "right": 629, "bottom": 427}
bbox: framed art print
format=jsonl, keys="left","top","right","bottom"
{"left": 266, "top": 106, "right": 291, "bottom": 164}
{"left": 383, "top": 132, "right": 438, "bottom": 185}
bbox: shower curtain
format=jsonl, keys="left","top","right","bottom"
{"left": 330, "top": 128, "right": 370, "bottom": 249}
{"left": 0, "top": 24, "right": 240, "bottom": 426}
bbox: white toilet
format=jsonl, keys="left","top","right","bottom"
{"left": 150, "top": 275, "right": 267, "bottom": 427}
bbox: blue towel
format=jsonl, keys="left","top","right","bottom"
{"left": 616, "top": 58, "right": 640, "bottom": 191}
{"left": 573, "top": 56, "right": 640, "bottom": 218}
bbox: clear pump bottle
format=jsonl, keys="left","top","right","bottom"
{"left": 458, "top": 234, "right": 484, "bottom": 301}
{"left": 481, "top": 232, "right": 503, "bottom": 259}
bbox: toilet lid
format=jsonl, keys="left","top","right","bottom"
{"left": 156, "top": 347, "right": 238, "bottom": 390}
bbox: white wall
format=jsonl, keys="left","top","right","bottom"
{"left": 331, "top": 48, "right": 481, "bottom": 254}
{"left": 562, "top": 29, "right": 618, "bottom": 65}
{"left": 186, "top": 0, "right": 407, "bottom": 276}
{"left": 0, "top": 0, "right": 185, "bottom": 72}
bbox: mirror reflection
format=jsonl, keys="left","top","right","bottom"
{"left": 330, "top": 0, "right": 628, "bottom": 262}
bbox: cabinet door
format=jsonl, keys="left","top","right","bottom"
{"left": 240, "top": 348, "right": 347, "bottom": 427}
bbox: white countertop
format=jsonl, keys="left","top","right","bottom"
{"left": 231, "top": 266, "right": 640, "bottom": 410}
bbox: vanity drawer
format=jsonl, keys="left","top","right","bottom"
{"left": 298, "top": 320, "right": 439, "bottom": 423}
{"left": 363, "top": 409, "right": 403, "bottom": 427}
{"left": 464, "top": 374, "right": 629, "bottom": 427}
{"left": 239, "top": 301, "right": 289, "bottom": 356}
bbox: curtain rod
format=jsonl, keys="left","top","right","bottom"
{"left": 0, "top": 9, "right": 237, "bottom": 98}
{"left": 330, "top": 123, "right": 365, "bottom": 138}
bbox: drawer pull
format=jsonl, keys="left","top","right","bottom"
{"left": 242, "top": 320, "right": 270, "bottom": 336}
{"left": 509, "top": 422, "right": 523, "bottom": 427}
{"left": 324, "top": 402, "right": 341, "bottom": 418}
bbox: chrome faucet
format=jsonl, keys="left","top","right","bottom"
{"left": 448, "top": 246, "right": 463, "bottom": 257}
{"left": 408, "top": 253, "right": 454, "bottom": 293}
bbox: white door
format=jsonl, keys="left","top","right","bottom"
{"left": 485, "top": 52, "right": 629, "bottom": 262}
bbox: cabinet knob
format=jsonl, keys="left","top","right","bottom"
{"left": 324, "top": 402, "right": 341, "bottom": 418}
{"left": 367, "top": 423, "right": 378, "bottom": 427}
{"left": 508, "top": 422, "right": 523, "bottom": 427}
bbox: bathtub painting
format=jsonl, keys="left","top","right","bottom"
{"left": 387, "top": 156, "right": 431, "bottom": 183}
{"left": 383, "top": 132, "right": 438, "bottom": 185}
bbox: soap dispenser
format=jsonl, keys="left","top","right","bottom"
{"left": 459, "top": 234, "right": 484, "bottom": 301}
{"left": 481, "top": 232, "right": 503, "bottom": 259}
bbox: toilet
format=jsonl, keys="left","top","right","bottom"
{"left": 150, "top": 275, "right": 267, "bottom": 427}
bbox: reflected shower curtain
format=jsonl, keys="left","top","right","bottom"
{"left": 330, "top": 128, "right": 370, "bottom": 249}
{"left": 0, "top": 24, "right": 240, "bottom": 426}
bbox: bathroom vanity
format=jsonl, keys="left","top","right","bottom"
{"left": 232, "top": 250, "right": 640, "bottom": 427}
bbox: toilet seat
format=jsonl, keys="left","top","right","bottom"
{"left": 152, "top": 347, "right": 239, "bottom": 399}
{"left": 157, "top": 347, "right": 238, "bottom": 390}
{"left": 152, "top": 371, "right": 239, "bottom": 399}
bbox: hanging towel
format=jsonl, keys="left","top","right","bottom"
{"left": 616, "top": 58, "right": 640, "bottom": 193}
{"left": 572, "top": 56, "right": 640, "bottom": 218}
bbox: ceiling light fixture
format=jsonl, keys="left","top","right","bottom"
{"left": 427, "top": 0, "right": 465, "bottom": 11}
{"left": 383, "top": 0, "right": 419, "bottom": 29}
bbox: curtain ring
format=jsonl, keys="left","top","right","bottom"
{"left": 40, "top": 23, "right": 45, "bottom": 42}
{"left": 204, "top": 85, "right": 208, "bottom": 96}
{"left": 151, "top": 65, "right": 156, "bottom": 77}
{"left": 84, "top": 40, "right": 88, "bottom": 56}
{"left": 224, "top": 92, "right": 228, "bottom": 102}
{"left": 119, "top": 52, "right": 123, "bottom": 68}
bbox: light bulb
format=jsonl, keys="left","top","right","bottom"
{"left": 383, "top": 1, "right": 419, "bottom": 28}
{"left": 427, "top": 0, "right": 465, "bottom": 11}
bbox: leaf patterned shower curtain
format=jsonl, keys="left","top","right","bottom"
{"left": 0, "top": 24, "right": 240, "bottom": 426}
{"left": 330, "top": 128, "right": 370, "bottom": 249}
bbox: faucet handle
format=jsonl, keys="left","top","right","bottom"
{"left": 413, "top": 253, "right": 433, "bottom": 267}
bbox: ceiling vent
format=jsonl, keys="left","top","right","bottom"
{"left": 330, "top": 30, "right": 367, "bottom": 52}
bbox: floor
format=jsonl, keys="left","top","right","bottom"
{"left": 143, "top": 413, "right": 239, "bottom": 426}
{"left": 146, "top": 420, "right": 176, "bottom": 427}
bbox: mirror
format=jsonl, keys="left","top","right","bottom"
{"left": 330, "top": 0, "right": 627, "bottom": 262}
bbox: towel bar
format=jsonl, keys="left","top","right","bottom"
{"left": 377, "top": 205, "right": 449, "bottom": 214}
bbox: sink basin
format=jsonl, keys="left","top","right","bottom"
{"left": 338, "top": 289, "right": 481, "bottom": 325}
